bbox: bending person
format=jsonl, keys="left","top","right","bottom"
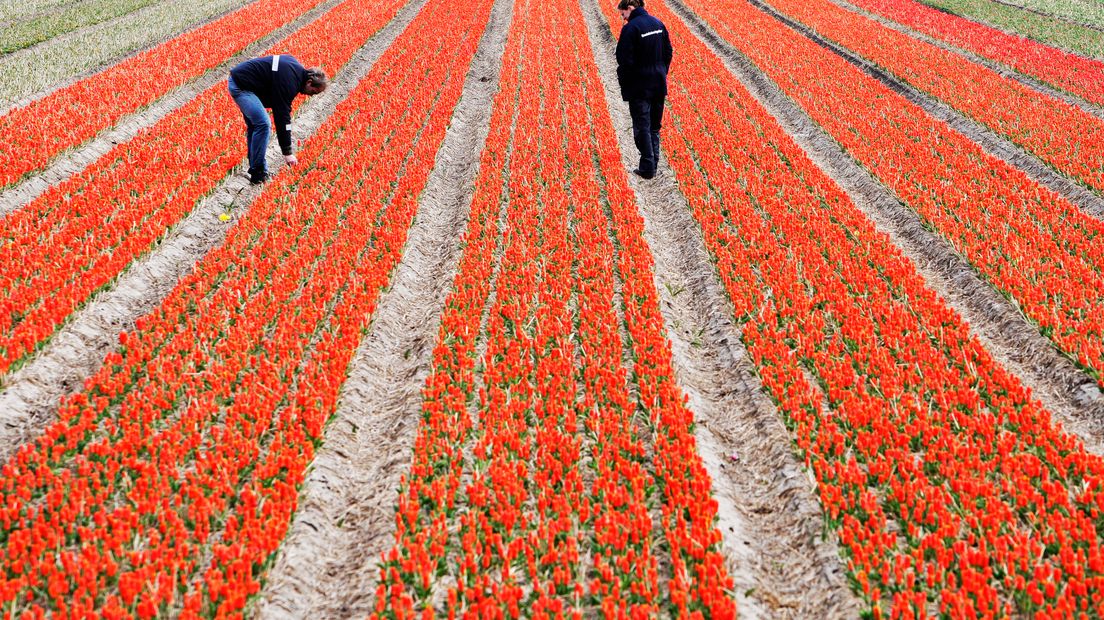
{"left": 228, "top": 54, "right": 328, "bottom": 184}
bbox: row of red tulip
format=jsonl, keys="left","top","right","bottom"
{"left": 760, "top": 0, "right": 1104, "bottom": 197}
{"left": 371, "top": 0, "right": 736, "bottom": 615}
{"left": 374, "top": 0, "right": 652, "bottom": 611}
{"left": 848, "top": 0, "right": 1104, "bottom": 107}
{"left": 0, "top": 0, "right": 408, "bottom": 377}
{"left": 444, "top": 10, "right": 663, "bottom": 616}
{"left": 0, "top": 0, "right": 328, "bottom": 189}
{"left": 578, "top": 28, "right": 737, "bottom": 620}
{"left": 683, "top": 0, "right": 1104, "bottom": 388}
{"left": 368, "top": 0, "right": 526, "bottom": 611}
{"left": 0, "top": 0, "right": 497, "bottom": 614}
{"left": 572, "top": 147, "right": 663, "bottom": 616}
{"left": 188, "top": 0, "right": 497, "bottom": 610}
{"left": 450, "top": 37, "right": 606, "bottom": 611}
{"left": 610, "top": 0, "right": 1104, "bottom": 616}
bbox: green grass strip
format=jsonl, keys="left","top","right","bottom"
{"left": 998, "top": 0, "right": 1104, "bottom": 29}
{"left": 0, "top": 0, "right": 71, "bottom": 25}
{"left": 1, "top": 0, "right": 161, "bottom": 53}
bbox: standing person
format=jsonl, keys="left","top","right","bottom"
{"left": 228, "top": 54, "right": 328, "bottom": 184}
{"left": 616, "top": 0, "right": 672, "bottom": 180}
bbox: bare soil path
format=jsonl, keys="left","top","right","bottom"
{"left": 0, "top": 0, "right": 430, "bottom": 464}
{"left": 0, "top": 0, "right": 346, "bottom": 218}
{"left": 667, "top": 0, "right": 1104, "bottom": 455}
{"left": 581, "top": 1, "right": 862, "bottom": 618}
{"left": 253, "top": 0, "right": 512, "bottom": 615}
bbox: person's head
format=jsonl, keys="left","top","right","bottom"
{"left": 303, "top": 67, "right": 329, "bottom": 96}
{"left": 617, "top": 0, "right": 642, "bottom": 20}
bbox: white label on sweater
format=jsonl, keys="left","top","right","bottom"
{"left": 286, "top": 124, "right": 293, "bottom": 132}
{"left": 272, "top": 54, "right": 281, "bottom": 71}
{"left": 641, "top": 29, "right": 663, "bottom": 37}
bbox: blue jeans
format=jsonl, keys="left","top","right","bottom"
{"left": 228, "top": 75, "right": 270, "bottom": 176}
{"left": 628, "top": 96, "right": 664, "bottom": 177}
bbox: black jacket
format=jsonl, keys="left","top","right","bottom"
{"left": 229, "top": 54, "right": 308, "bottom": 155}
{"left": 616, "top": 8, "right": 673, "bottom": 102}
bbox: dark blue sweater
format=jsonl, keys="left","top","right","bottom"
{"left": 229, "top": 54, "right": 308, "bottom": 155}
{"left": 615, "top": 8, "right": 673, "bottom": 101}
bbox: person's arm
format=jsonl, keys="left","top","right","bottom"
{"left": 616, "top": 25, "right": 635, "bottom": 96}
{"left": 272, "top": 101, "right": 294, "bottom": 156}
{"left": 615, "top": 24, "right": 636, "bottom": 72}
{"left": 662, "top": 27, "right": 673, "bottom": 71}
{"left": 272, "top": 58, "right": 304, "bottom": 160}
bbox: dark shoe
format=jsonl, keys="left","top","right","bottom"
{"left": 633, "top": 168, "right": 655, "bottom": 180}
{"left": 249, "top": 171, "right": 269, "bottom": 185}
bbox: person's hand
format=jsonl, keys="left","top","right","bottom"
{"left": 285, "top": 154, "right": 298, "bottom": 166}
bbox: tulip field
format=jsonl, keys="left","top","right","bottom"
{"left": 3, "top": 0, "right": 1104, "bottom": 616}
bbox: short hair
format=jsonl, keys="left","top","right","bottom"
{"left": 617, "top": 0, "right": 643, "bottom": 9}
{"left": 305, "top": 67, "right": 329, "bottom": 91}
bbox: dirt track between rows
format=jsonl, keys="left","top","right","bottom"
{"left": 254, "top": 0, "right": 511, "bottom": 613}
{"left": 580, "top": 0, "right": 861, "bottom": 617}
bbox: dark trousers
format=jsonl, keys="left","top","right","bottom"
{"left": 629, "top": 96, "right": 665, "bottom": 177}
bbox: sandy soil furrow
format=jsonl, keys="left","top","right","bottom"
{"left": 739, "top": 0, "right": 1104, "bottom": 219}
{"left": 252, "top": 0, "right": 512, "bottom": 614}
{"left": 0, "top": 0, "right": 347, "bottom": 218}
{"left": 580, "top": 1, "right": 862, "bottom": 618}
{"left": 0, "top": 0, "right": 430, "bottom": 464}
{"left": 666, "top": 0, "right": 1104, "bottom": 454}
{"left": 822, "top": 0, "right": 1104, "bottom": 119}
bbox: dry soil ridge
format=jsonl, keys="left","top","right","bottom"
{"left": 0, "top": 0, "right": 431, "bottom": 464}
{"left": 666, "top": 0, "right": 1104, "bottom": 455}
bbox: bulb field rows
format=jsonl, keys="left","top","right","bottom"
{"left": 759, "top": 0, "right": 1104, "bottom": 194}
{"left": 600, "top": 0, "right": 1104, "bottom": 615}
{"left": 1, "top": 0, "right": 1103, "bottom": 616}
{"left": 0, "top": 0, "right": 408, "bottom": 375}
{"left": 371, "top": 0, "right": 733, "bottom": 613}
{"left": 847, "top": 0, "right": 1104, "bottom": 103}
{"left": 683, "top": 0, "right": 1104, "bottom": 392}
